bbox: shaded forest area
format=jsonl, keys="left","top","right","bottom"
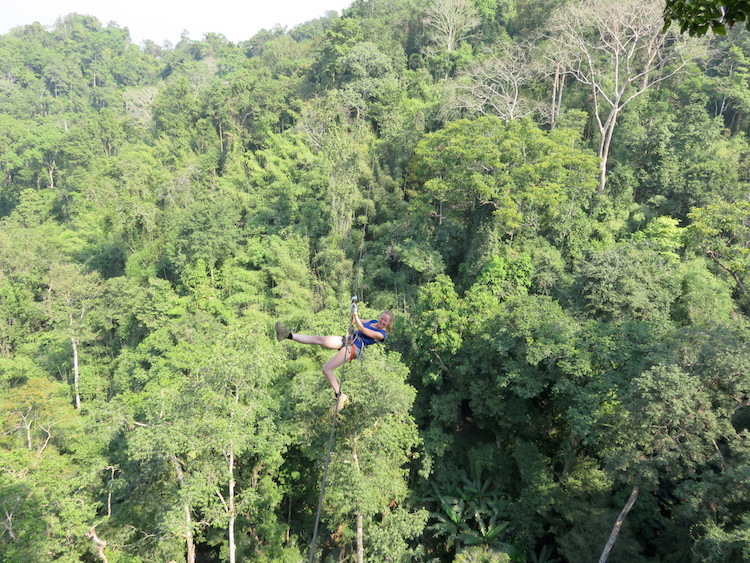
{"left": 1, "top": 0, "right": 749, "bottom": 561}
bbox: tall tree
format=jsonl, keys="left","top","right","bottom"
{"left": 197, "top": 326, "right": 292, "bottom": 563}
{"left": 46, "top": 263, "right": 103, "bottom": 409}
{"left": 686, "top": 200, "right": 750, "bottom": 304}
{"left": 445, "top": 41, "right": 541, "bottom": 122}
{"left": 291, "top": 345, "right": 426, "bottom": 562}
{"left": 423, "top": 0, "right": 481, "bottom": 76}
{"left": 0, "top": 378, "right": 101, "bottom": 561}
{"left": 406, "top": 117, "right": 599, "bottom": 278}
{"left": 424, "top": 0, "right": 480, "bottom": 54}
{"left": 546, "top": 0, "right": 696, "bottom": 191}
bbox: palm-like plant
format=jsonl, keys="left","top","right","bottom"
{"left": 426, "top": 470, "right": 523, "bottom": 560}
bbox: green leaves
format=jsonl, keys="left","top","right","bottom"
{"left": 305, "top": 346, "right": 424, "bottom": 560}
{"left": 686, "top": 200, "right": 750, "bottom": 305}
{"left": 577, "top": 243, "right": 681, "bottom": 324}
{"left": 0, "top": 378, "right": 100, "bottom": 561}
{"left": 427, "top": 470, "right": 519, "bottom": 557}
{"left": 1, "top": 4, "right": 750, "bottom": 562}
{"left": 664, "top": 0, "right": 750, "bottom": 36}
{"left": 407, "top": 117, "right": 599, "bottom": 277}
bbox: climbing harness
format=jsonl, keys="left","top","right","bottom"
{"left": 308, "top": 296, "right": 358, "bottom": 563}
{"left": 344, "top": 338, "right": 362, "bottom": 363}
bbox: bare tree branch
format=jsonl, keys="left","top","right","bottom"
{"left": 445, "top": 42, "right": 542, "bottom": 122}
{"left": 546, "top": 0, "right": 701, "bottom": 191}
{"left": 599, "top": 485, "right": 639, "bottom": 563}
{"left": 424, "top": 0, "right": 480, "bottom": 54}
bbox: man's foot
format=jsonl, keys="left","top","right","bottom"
{"left": 335, "top": 392, "right": 349, "bottom": 412}
{"left": 275, "top": 321, "right": 290, "bottom": 341}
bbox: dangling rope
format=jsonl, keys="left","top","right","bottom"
{"left": 308, "top": 297, "right": 357, "bottom": 563}
{"left": 307, "top": 384, "right": 342, "bottom": 563}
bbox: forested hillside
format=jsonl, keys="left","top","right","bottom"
{"left": 1, "top": 1, "right": 749, "bottom": 562}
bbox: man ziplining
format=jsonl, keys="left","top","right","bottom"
{"left": 275, "top": 300, "right": 393, "bottom": 412}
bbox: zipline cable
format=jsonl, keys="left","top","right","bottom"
{"left": 308, "top": 297, "right": 357, "bottom": 563}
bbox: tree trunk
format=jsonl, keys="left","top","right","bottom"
{"left": 71, "top": 336, "right": 81, "bottom": 409}
{"left": 88, "top": 526, "right": 109, "bottom": 563}
{"left": 172, "top": 456, "right": 196, "bottom": 563}
{"left": 352, "top": 443, "right": 364, "bottom": 563}
{"left": 597, "top": 160, "right": 607, "bottom": 193}
{"left": 47, "top": 159, "right": 55, "bottom": 190}
{"left": 228, "top": 446, "right": 236, "bottom": 563}
{"left": 184, "top": 505, "right": 196, "bottom": 563}
{"left": 706, "top": 250, "right": 749, "bottom": 296}
{"left": 599, "top": 485, "right": 639, "bottom": 563}
{"left": 550, "top": 63, "right": 565, "bottom": 128}
{"left": 597, "top": 108, "right": 620, "bottom": 192}
{"left": 356, "top": 512, "right": 364, "bottom": 563}
{"left": 556, "top": 65, "right": 565, "bottom": 126}
{"left": 21, "top": 407, "right": 33, "bottom": 450}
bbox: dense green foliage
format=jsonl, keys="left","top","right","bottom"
{"left": 1, "top": 3, "right": 749, "bottom": 562}
{"left": 664, "top": 0, "right": 750, "bottom": 36}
